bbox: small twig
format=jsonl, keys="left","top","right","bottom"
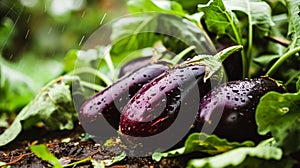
{"left": 2, "top": 153, "right": 31, "bottom": 166}
{"left": 265, "top": 36, "right": 290, "bottom": 47}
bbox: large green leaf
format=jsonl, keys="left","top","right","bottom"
{"left": 198, "top": 0, "right": 242, "bottom": 44}
{"left": 187, "top": 145, "right": 284, "bottom": 168}
{"left": 152, "top": 133, "right": 254, "bottom": 162}
{"left": 30, "top": 144, "right": 63, "bottom": 168}
{"left": 224, "top": 0, "right": 274, "bottom": 37}
{"left": 0, "top": 75, "right": 80, "bottom": 146}
{"left": 110, "top": 13, "right": 216, "bottom": 59}
{"left": 0, "top": 61, "right": 35, "bottom": 112}
{"left": 127, "top": 0, "right": 186, "bottom": 16}
{"left": 256, "top": 91, "right": 300, "bottom": 154}
{"left": 285, "top": 0, "right": 300, "bottom": 50}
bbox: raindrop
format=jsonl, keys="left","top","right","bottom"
{"left": 79, "top": 36, "right": 85, "bottom": 46}
{"left": 159, "top": 85, "right": 166, "bottom": 91}
{"left": 48, "top": 27, "right": 53, "bottom": 34}
{"left": 232, "top": 89, "right": 239, "bottom": 93}
{"left": 99, "top": 13, "right": 107, "bottom": 25}
{"left": 25, "top": 29, "right": 30, "bottom": 39}
{"left": 227, "top": 113, "right": 238, "bottom": 122}
{"left": 81, "top": 10, "right": 86, "bottom": 18}
{"left": 234, "top": 97, "right": 239, "bottom": 101}
{"left": 27, "top": 14, "right": 31, "bottom": 23}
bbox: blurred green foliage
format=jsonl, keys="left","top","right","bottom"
{"left": 0, "top": 0, "right": 126, "bottom": 113}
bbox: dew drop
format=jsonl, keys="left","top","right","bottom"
{"left": 232, "top": 89, "right": 239, "bottom": 93}
{"left": 159, "top": 85, "right": 166, "bottom": 91}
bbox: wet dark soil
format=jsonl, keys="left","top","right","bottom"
{"left": 0, "top": 124, "right": 204, "bottom": 167}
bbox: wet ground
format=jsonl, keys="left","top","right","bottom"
{"left": 0, "top": 124, "right": 204, "bottom": 167}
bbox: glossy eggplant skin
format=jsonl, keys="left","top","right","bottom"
{"left": 194, "top": 77, "right": 285, "bottom": 143}
{"left": 119, "top": 56, "right": 151, "bottom": 78}
{"left": 120, "top": 64, "right": 211, "bottom": 138}
{"left": 79, "top": 63, "right": 170, "bottom": 139}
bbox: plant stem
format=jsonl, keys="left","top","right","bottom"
{"left": 80, "top": 81, "right": 105, "bottom": 92}
{"left": 266, "top": 46, "right": 300, "bottom": 77}
{"left": 223, "top": 7, "right": 247, "bottom": 79}
{"left": 170, "top": 46, "right": 196, "bottom": 65}
{"left": 71, "top": 67, "right": 112, "bottom": 86}
{"left": 284, "top": 71, "right": 300, "bottom": 86}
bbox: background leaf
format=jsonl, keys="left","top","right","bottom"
{"left": 198, "top": 0, "right": 242, "bottom": 44}
{"left": 127, "top": 0, "right": 186, "bottom": 16}
{"left": 0, "top": 75, "right": 80, "bottom": 146}
{"left": 152, "top": 133, "right": 254, "bottom": 162}
{"left": 256, "top": 91, "right": 300, "bottom": 154}
{"left": 223, "top": 0, "right": 274, "bottom": 37}
{"left": 0, "top": 60, "right": 35, "bottom": 112}
{"left": 187, "top": 145, "right": 283, "bottom": 168}
{"left": 110, "top": 13, "right": 216, "bottom": 60}
{"left": 285, "top": 0, "right": 300, "bottom": 50}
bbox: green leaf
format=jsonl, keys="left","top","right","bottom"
{"left": 152, "top": 133, "right": 254, "bottom": 162}
{"left": 296, "top": 77, "right": 300, "bottom": 92}
{"left": 0, "top": 75, "right": 80, "bottom": 146}
{"left": 223, "top": 0, "right": 274, "bottom": 37}
{"left": 30, "top": 144, "right": 63, "bottom": 168}
{"left": 256, "top": 91, "right": 300, "bottom": 154}
{"left": 127, "top": 0, "right": 186, "bottom": 16}
{"left": 284, "top": 0, "right": 300, "bottom": 50}
{"left": 198, "top": 0, "right": 242, "bottom": 44}
{"left": 110, "top": 13, "right": 216, "bottom": 59}
{"left": 187, "top": 145, "right": 283, "bottom": 168}
{"left": 253, "top": 54, "right": 281, "bottom": 67}
{"left": 91, "top": 151, "right": 126, "bottom": 167}
{"left": 0, "top": 18, "right": 14, "bottom": 53}
{"left": 0, "top": 60, "right": 35, "bottom": 112}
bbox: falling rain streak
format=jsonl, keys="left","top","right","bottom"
{"left": 27, "top": 14, "right": 31, "bottom": 23}
{"left": 79, "top": 36, "right": 85, "bottom": 46}
{"left": 25, "top": 29, "right": 30, "bottom": 39}
{"left": 100, "top": 13, "right": 107, "bottom": 25}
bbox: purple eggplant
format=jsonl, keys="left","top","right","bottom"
{"left": 194, "top": 77, "right": 285, "bottom": 143}
{"left": 119, "top": 64, "right": 212, "bottom": 152}
{"left": 79, "top": 63, "right": 170, "bottom": 139}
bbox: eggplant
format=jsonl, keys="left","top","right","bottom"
{"left": 119, "top": 64, "right": 212, "bottom": 154}
{"left": 79, "top": 63, "right": 170, "bottom": 139}
{"left": 194, "top": 77, "right": 285, "bottom": 143}
{"left": 119, "top": 56, "right": 151, "bottom": 77}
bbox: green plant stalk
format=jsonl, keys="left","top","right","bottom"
{"left": 71, "top": 67, "right": 112, "bottom": 86}
{"left": 63, "top": 157, "right": 92, "bottom": 167}
{"left": 266, "top": 46, "right": 300, "bottom": 76}
{"left": 223, "top": 7, "right": 247, "bottom": 79}
{"left": 170, "top": 45, "right": 196, "bottom": 65}
{"left": 80, "top": 81, "right": 105, "bottom": 92}
{"left": 104, "top": 51, "right": 117, "bottom": 81}
{"left": 193, "top": 16, "right": 217, "bottom": 54}
{"left": 246, "top": 0, "right": 253, "bottom": 78}
{"left": 285, "top": 71, "right": 300, "bottom": 86}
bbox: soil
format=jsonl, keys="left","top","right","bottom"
{"left": 0, "top": 124, "right": 206, "bottom": 167}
